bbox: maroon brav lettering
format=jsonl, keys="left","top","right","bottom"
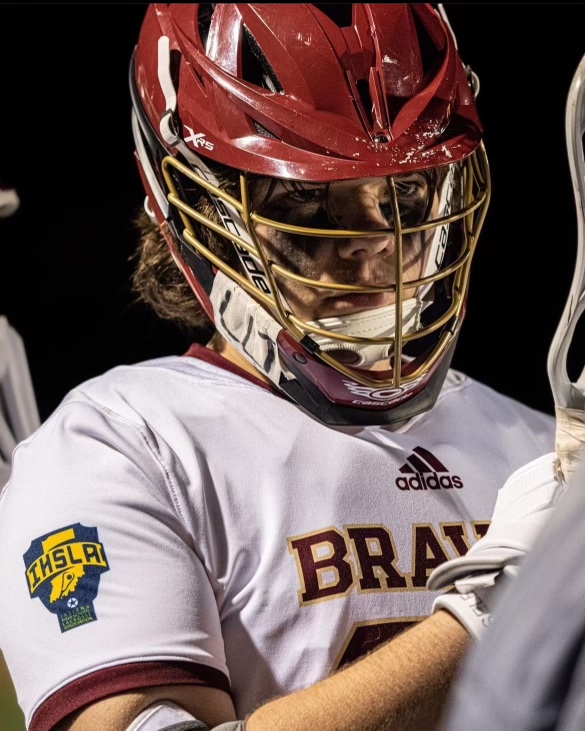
{"left": 289, "top": 521, "right": 490, "bottom": 603}
{"left": 442, "top": 524, "right": 471, "bottom": 557}
{"left": 289, "top": 529, "right": 353, "bottom": 603}
{"left": 411, "top": 525, "right": 450, "bottom": 587}
{"left": 472, "top": 521, "right": 490, "bottom": 540}
{"left": 347, "top": 527, "right": 407, "bottom": 591}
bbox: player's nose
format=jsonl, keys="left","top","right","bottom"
{"left": 333, "top": 179, "right": 393, "bottom": 260}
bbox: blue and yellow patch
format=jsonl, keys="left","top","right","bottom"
{"left": 23, "top": 523, "right": 109, "bottom": 632}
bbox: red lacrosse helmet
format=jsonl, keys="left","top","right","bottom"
{"left": 130, "top": 3, "right": 491, "bottom": 425}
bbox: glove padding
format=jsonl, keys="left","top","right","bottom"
{"left": 427, "top": 452, "right": 564, "bottom": 639}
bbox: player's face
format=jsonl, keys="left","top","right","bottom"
{"left": 252, "top": 174, "right": 440, "bottom": 321}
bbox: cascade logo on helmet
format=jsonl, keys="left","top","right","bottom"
{"left": 342, "top": 379, "right": 413, "bottom": 401}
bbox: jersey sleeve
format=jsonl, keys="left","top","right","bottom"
{"left": 0, "top": 395, "right": 229, "bottom": 731}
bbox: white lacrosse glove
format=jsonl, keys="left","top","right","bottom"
{"left": 426, "top": 452, "right": 564, "bottom": 639}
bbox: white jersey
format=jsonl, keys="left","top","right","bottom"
{"left": 0, "top": 346, "right": 554, "bottom": 730}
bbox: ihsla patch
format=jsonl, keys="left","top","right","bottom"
{"left": 23, "top": 523, "right": 110, "bottom": 632}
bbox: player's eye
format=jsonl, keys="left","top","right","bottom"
{"left": 391, "top": 175, "right": 431, "bottom": 227}
{"left": 395, "top": 180, "right": 420, "bottom": 198}
{"left": 394, "top": 174, "right": 429, "bottom": 200}
{"left": 288, "top": 185, "right": 327, "bottom": 205}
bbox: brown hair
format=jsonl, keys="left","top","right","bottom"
{"left": 130, "top": 162, "right": 245, "bottom": 338}
{"left": 130, "top": 208, "right": 212, "bottom": 334}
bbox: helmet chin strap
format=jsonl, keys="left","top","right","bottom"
{"left": 307, "top": 299, "right": 424, "bottom": 367}
{"left": 210, "top": 270, "right": 427, "bottom": 379}
{"left": 210, "top": 271, "right": 286, "bottom": 386}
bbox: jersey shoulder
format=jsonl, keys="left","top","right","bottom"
{"left": 56, "top": 352, "right": 272, "bottom": 421}
{"left": 436, "top": 367, "right": 555, "bottom": 434}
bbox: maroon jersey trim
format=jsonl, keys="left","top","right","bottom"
{"left": 30, "top": 661, "right": 230, "bottom": 731}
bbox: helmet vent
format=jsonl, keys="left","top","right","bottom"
{"left": 411, "top": 10, "right": 444, "bottom": 82}
{"left": 312, "top": 4, "right": 353, "bottom": 28}
{"left": 355, "top": 78, "right": 374, "bottom": 128}
{"left": 253, "top": 121, "right": 280, "bottom": 140}
{"left": 197, "top": 4, "right": 216, "bottom": 52}
{"left": 242, "top": 26, "right": 284, "bottom": 94}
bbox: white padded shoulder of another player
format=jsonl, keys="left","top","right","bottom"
{"left": 126, "top": 701, "right": 246, "bottom": 731}
{"left": 426, "top": 452, "right": 564, "bottom": 639}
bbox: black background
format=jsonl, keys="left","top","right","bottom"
{"left": 1, "top": 4, "right": 584, "bottom": 422}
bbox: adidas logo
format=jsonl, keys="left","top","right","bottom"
{"left": 395, "top": 446, "right": 463, "bottom": 491}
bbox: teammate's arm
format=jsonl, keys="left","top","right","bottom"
{"left": 56, "top": 610, "right": 469, "bottom": 731}
{"left": 247, "top": 609, "right": 469, "bottom": 731}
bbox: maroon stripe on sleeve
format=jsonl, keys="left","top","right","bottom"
{"left": 29, "top": 661, "right": 230, "bottom": 731}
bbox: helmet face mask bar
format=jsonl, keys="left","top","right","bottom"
{"left": 131, "top": 3, "right": 491, "bottom": 425}
{"left": 163, "top": 152, "right": 488, "bottom": 373}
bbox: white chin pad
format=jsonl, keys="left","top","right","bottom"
{"left": 307, "top": 299, "right": 423, "bottom": 367}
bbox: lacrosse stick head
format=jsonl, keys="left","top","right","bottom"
{"left": 547, "top": 52, "right": 585, "bottom": 481}
{"left": 547, "top": 53, "right": 585, "bottom": 410}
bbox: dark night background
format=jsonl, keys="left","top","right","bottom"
{"left": 1, "top": 4, "right": 585, "bottom": 423}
